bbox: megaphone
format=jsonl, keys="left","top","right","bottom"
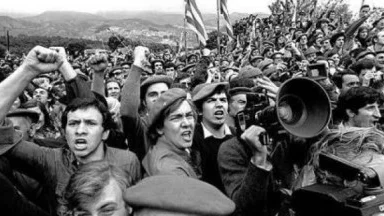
{"left": 276, "top": 77, "right": 331, "bottom": 138}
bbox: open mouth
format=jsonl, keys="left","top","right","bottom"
{"left": 181, "top": 131, "right": 192, "bottom": 141}
{"left": 214, "top": 110, "right": 224, "bottom": 118}
{"left": 74, "top": 139, "right": 87, "bottom": 150}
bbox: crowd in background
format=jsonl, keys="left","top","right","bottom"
{"left": 2, "top": 3, "right": 384, "bottom": 216}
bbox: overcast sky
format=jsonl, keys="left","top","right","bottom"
{"left": 1, "top": 0, "right": 384, "bottom": 15}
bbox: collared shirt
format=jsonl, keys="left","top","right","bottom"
{"left": 201, "top": 123, "right": 232, "bottom": 139}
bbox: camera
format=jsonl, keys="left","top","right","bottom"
{"left": 234, "top": 91, "right": 273, "bottom": 145}
{"left": 293, "top": 153, "right": 384, "bottom": 216}
{"left": 307, "top": 62, "right": 328, "bottom": 79}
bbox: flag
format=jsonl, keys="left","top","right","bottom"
{"left": 185, "top": 0, "right": 208, "bottom": 46}
{"left": 220, "top": 0, "right": 234, "bottom": 41}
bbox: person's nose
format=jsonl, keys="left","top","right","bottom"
{"left": 374, "top": 107, "right": 382, "bottom": 119}
{"left": 75, "top": 122, "right": 87, "bottom": 135}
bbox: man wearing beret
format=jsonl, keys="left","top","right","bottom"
{"left": 191, "top": 82, "right": 234, "bottom": 192}
{"left": 120, "top": 46, "right": 173, "bottom": 161}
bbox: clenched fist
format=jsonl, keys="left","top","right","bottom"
{"left": 133, "top": 46, "right": 151, "bottom": 74}
{"left": 23, "top": 46, "right": 64, "bottom": 76}
{"left": 88, "top": 54, "right": 108, "bottom": 73}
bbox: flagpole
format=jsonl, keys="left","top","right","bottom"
{"left": 217, "top": 0, "right": 221, "bottom": 55}
{"left": 184, "top": 16, "right": 188, "bottom": 65}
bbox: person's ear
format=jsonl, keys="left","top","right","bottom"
{"left": 156, "top": 127, "right": 164, "bottom": 136}
{"left": 102, "top": 129, "right": 110, "bottom": 141}
{"left": 346, "top": 109, "right": 355, "bottom": 118}
{"left": 28, "top": 123, "right": 37, "bottom": 138}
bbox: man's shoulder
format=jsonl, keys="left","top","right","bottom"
{"left": 106, "top": 147, "right": 139, "bottom": 164}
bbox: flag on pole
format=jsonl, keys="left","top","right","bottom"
{"left": 220, "top": 0, "right": 234, "bottom": 41}
{"left": 185, "top": 0, "right": 208, "bottom": 46}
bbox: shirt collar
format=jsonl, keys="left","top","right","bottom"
{"left": 201, "top": 123, "right": 232, "bottom": 139}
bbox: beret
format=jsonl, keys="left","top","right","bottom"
{"left": 7, "top": 108, "right": 39, "bottom": 124}
{"left": 192, "top": 82, "right": 228, "bottom": 102}
{"left": 182, "top": 64, "right": 196, "bottom": 73}
{"left": 330, "top": 32, "right": 345, "bottom": 46}
{"left": 124, "top": 175, "right": 236, "bottom": 216}
{"left": 304, "top": 47, "right": 318, "bottom": 56}
{"left": 140, "top": 75, "right": 173, "bottom": 99}
{"left": 258, "top": 59, "right": 274, "bottom": 71}
{"left": 239, "top": 65, "right": 262, "bottom": 78}
{"left": 250, "top": 55, "right": 264, "bottom": 63}
{"left": 229, "top": 87, "right": 252, "bottom": 96}
{"left": 148, "top": 88, "right": 187, "bottom": 131}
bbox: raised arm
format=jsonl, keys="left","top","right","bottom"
{"left": 120, "top": 46, "right": 150, "bottom": 117}
{"left": 0, "top": 46, "right": 63, "bottom": 122}
{"left": 89, "top": 54, "right": 109, "bottom": 97}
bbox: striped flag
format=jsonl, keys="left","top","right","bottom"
{"left": 185, "top": 0, "right": 208, "bottom": 46}
{"left": 220, "top": 0, "right": 234, "bottom": 41}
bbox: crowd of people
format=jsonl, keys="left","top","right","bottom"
{"left": 2, "top": 3, "right": 384, "bottom": 216}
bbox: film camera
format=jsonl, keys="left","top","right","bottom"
{"left": 293, "top": 152, "right": 384, "bottom": 216}
{"left": 235, "top": 77, "right": 332, "bottom": 145}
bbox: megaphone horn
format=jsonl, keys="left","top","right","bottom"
{"left": 276, "top": 77, "right": 331, "bottom": 138}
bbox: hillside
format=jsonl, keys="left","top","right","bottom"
{"left": 0, "top": 10, "right": 268, "bottom": 46}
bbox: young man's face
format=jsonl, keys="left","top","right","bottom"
{"left": 165, "top": 67, "right": 176, "bottom": 78}
{"left": 144, "top": 83, "right": 169, "bottom": 112}
{"left": 360, "top": 6, "right": 370, "bottom": 18}
{"left": 376, "top": 53, "right": 384, "bottom": 68}
{"left": 73, "top": 179, "right": 129, "bottom": 216}
{"left": 348, "top": 102, "right": 381, "bottom": 127}
{"left": 154, "top": 62, "right": 164, "bottom": 74}
{"left": 202, "top": 92, "right": 228, "bottom": 128}
{"left": 341, "top": 74, "right": 360, "bottom": 94}
{"left": 376, "top": 31, "right": 384, "bottom": 45}
{"left": 65, "top": 107, "right": 109, "bottom": 162}
{"left": 106, "top": 82, "right": 121, "bottom": 100}
{"left": 9, "top": 116, "right": 34, "bottom": 141}
{"left": 33, "top": 88, "right": 50, "bottom": 105}
{"left": 229, "top": 94, "right": 247, "bottom": 118}
{"left": 335, "top": 36, "right": 345, "bottom": 48}
{"left": 159, "top": 100, "right": 195, "bottom": 149}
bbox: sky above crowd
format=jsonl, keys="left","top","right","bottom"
{"left": 1, "top": 0, "right": 384, "bottom": 15}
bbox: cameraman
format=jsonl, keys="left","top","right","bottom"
{"left": 218, "top": 125, "right": 274, "bottom": 216}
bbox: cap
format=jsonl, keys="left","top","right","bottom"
{"left": 239, "top": 65, "right": 262, "bottom": 78}
{"left": 124, "top": 175, "right": 235, "bottom": 216}
{"left": 140, "top": 75, "right": 173, "bottom": 99}
{"left": 148, "top": 88, "right": 187, "bottom": 131}
{"left": 304, "top": 47, "right": 318, "bottom": 56}
{"left": 258, "top": 59, "right": 274, "bottom": 71}
{"left": 192, "top": 82, "right": 228, "bottom": 102}
{"left": 6, "top": 108, "right": 39, "bottom": 124}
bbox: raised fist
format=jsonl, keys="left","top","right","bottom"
{"left": 88, "top": 54, "right": 108, "bottom": 73}
{"left": 23, "top": 46, "right": 64, "bottom": 76}
{"left": 133, "top": 46, "right": 151, "bottom": 73}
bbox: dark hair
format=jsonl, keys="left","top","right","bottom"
{"left": 105, "top": 78, "right": 122, "bottom": 97}
{"left": 336, "top": 86, "right": 381, "bottom": 122}
{"left": 332, "top": 69, "right": 358, "bottom": 89}
{"left": 59, "top": 161, "right": 132, "bottom": 215}
{"left": 360, "top": 4, "right": 370, "bottom": 11}
{"left": 148, "top": 98, "right": 197, "bottom": 142}
{"left": 194, "top": 85, "right": 228, "bottom": 113}
{"left": 164, "top": 62, "right": 176, "bottom": 69}
{"left": 61, "top": 97, "right": 114, "bottom": 130}
{"left": 351, "top": 58, "right": 376, "bottom": 77}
